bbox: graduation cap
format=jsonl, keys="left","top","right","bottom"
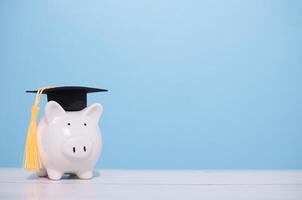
{"left": 26, "top": 86, "right": 108, "bottom": 111}
{"left": 23, "top": 86, "right": 107, "bottom": 172}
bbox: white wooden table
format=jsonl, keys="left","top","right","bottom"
{"left": 0, "top": 169, "right": 302, "bottom": 199}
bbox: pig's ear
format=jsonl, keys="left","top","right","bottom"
{"left": 84, "top": 103, "right": 103, "bottom": 122}
{"left": 45, "top": 101, "right": 66, "bottom": 123}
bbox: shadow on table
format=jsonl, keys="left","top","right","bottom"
{"left": 26, "top": 171, "right": 100, "bottom": 180}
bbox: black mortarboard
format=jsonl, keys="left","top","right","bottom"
{"left": 26, "top": 86, "right": 107, "bottom": 111}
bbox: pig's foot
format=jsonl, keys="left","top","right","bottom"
{"left": 77, "top": 171, "right": 93, "bottom": 179}
{"left": 36, "top": 168, "right": 47, "bottom": 177}
{"left": 47, "top": 169, "right": 63, "bottom": 180}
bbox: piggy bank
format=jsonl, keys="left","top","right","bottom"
{"left": 36, "top": 101, "right": 102, "bottom": 180}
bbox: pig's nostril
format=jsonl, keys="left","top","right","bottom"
{"left": 83, "top": 146, "right": 86, "bottom": 152}
{"left": 73, "top": 147, "right": 76, "bottom": 153}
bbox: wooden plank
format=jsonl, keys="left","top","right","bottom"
{"left": 0, "top": 169, "right": 302, "bottom": 200}
{"left": 0, "top": 182, "right": 302, "bottom": 200}
{"left": 1, "top": 169, "right": 302, "bottom": 185}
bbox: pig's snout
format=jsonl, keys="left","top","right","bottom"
{"left": 62, "top": 137, "right": 93, "bottom": 160}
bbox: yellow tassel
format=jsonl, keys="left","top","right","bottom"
{"left": 23, "top": 105, "right": 41, "bottom": 171}
{"left": 23, "top": 87, "right": 51, "bottom": 171}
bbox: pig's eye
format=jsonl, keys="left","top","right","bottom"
{"left": 84, "top": 123, "right": 87, "bottom": 126}
{"left": 67, "top": 123, "right": 71, "bottom": 126}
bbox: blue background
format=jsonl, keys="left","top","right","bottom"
{"left": 0, "top": 0, "right": 301, "bottom": 169}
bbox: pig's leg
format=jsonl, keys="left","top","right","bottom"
{"left": 47, "top": 168, "right": 63, "bottom": 180}
{"left": 77, "top": 171, "right": 93, "bottom": 179}
{"left": 36, "top": 168, "right": 47, "bottom": 177}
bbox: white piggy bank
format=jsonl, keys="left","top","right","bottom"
{"left": 36, "top": 101, "right": 103, "bottom": 180}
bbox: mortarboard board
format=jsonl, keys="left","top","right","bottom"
{"left": 26, "top": 86, "right": 108, "bottom": 111}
